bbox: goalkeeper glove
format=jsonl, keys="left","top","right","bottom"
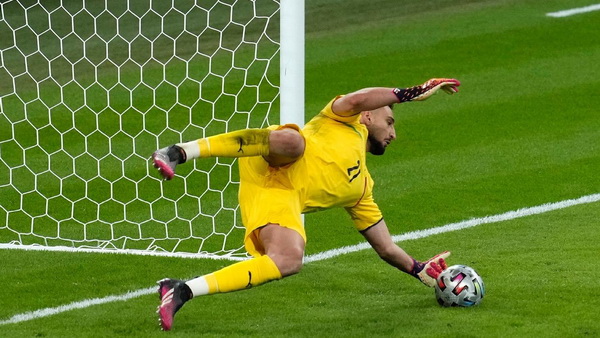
{"left": 409, "top": 251, "right": 450, "bottom": 287}
{"left": 393, "top": 78, "right": 460, "bottom": 103}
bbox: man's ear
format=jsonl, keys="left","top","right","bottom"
{"left": 361, "top": 110, "right": 372, "bottom": 125}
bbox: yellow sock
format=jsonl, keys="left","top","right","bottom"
{"left": 196, "top": 128, "right": 270, "bottom": 158}
{"left": 185, "top": 255, "right": 282, "bottom": 296}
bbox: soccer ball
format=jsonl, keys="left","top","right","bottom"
{"left": 434, "top": 265, "right": 485, "bottom": 307}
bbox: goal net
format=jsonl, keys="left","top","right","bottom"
{"left": 0, "top": 0, "right": 302, "bottom": 260}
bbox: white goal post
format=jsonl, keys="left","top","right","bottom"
{"left": 0, "top": 0, "right": 304, "bottom": 260}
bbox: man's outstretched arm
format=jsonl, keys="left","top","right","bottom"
{"left": 361, "top": 219, "right": 449, "bottom": 287}
{"left": 332, "top": 78, "right": 460, "bottom": 117}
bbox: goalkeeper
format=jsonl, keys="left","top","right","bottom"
{"left": 152, "top": 78, "right": 460, "bottom": 331}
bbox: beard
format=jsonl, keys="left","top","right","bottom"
{"left": 367, "top": 135, "right": 386, "bottom": 155}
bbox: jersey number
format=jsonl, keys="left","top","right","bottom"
{"left": 347, "top": 160, "right": 361, "bottom": 183}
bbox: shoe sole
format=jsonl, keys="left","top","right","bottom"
{"left": 157, "top": 279, "right": 174, "bottom": 331}
{"left": 152, "top": 156, "right": 175, "bottom": 180}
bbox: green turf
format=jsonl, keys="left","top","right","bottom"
{"left": 1, "top": 202, "right": 598, "bottom": 337}
{"left": 1, "top": 0, "right": 600, "bottom": 336}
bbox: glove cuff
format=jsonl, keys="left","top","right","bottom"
{"left": 408, "top": 257, "right": 425, "bottom": 279}
{"left": 392, "top": 86, "right": 422, "bottom": 103}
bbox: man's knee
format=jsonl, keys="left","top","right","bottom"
{"left": 259, "top": 224, "right": 305, "bottom": 277}
{"left": 269, "top": 129, "right": 305, "bottom": 159}
{"left": 270, "top": 246, "right": 304, "bottom": 277}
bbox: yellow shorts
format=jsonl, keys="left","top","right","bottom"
{"left": 238, "top": 124, "right": 307, "bottom": 257}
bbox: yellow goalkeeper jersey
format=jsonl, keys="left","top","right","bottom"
{"left": 238, "top": 95, "right": 382, "bottom": 256}
{"left": 301, "top": 96, "right": 382, "bottom": 230}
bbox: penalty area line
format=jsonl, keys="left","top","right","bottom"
{"left": 305, "top": 193, "right": 600, "bottom": 262}
{"left": 0, "top": 287, "right": 156, "bottom": 326}
{"left": 1, "top": 192, "right": 599, "bottom": 326}
{"left": 546, "top": 3, "right": 600, "bottom": 17}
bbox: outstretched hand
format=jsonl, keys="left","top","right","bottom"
{"left": 413, "top": 78, "right": 461, "bottom": 101}
{"left": 425, "top": 255, "right": 448, "bottom": 280}
{"left": 412, "top": 251, "right": 451, "bottom": 287}
{"left": 393, "top": 79, "right": 460, "bottom": 103}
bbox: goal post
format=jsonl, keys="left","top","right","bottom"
{"left": 280, "top": 0, "right": 305, "bottom": 127}
{"left": 0, "top": 0, "right": 304, "bottom": 260}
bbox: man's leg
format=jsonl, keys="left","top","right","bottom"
{"left": 257, "top": 224, "right": 305, "bottom": 276}
{"left": 184, "top": 224, "right": 304, "bottom": 295}
{"left": 157, "top": 224, "right": 305, "bottom": 330}
{"left": 154, "top": 124, "right": 305, "bottom": 330}
{"left": 152, "top": 127, "right": 304, "bottom": 179}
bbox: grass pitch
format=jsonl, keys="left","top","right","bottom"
{"left": 1, "top": 0, "right": 600, "bottom": 336}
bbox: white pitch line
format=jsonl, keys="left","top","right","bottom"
{"left": 0, "top": 243, "right": 248, "bottom": 262}
{"left": 305, "top": 193, "right": 600, "bottom": 262}
{"left": 546, "top": 3, "right": 600, "bottom": 17}
{"left": 1, "top": 192, "right": 599, "bottom": 326}
{"left": 0, "top": 287, "right": 156, "bottom": 326}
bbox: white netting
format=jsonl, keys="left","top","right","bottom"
{"left": 0, "top": 0, "right": 281, "bottom": 258}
